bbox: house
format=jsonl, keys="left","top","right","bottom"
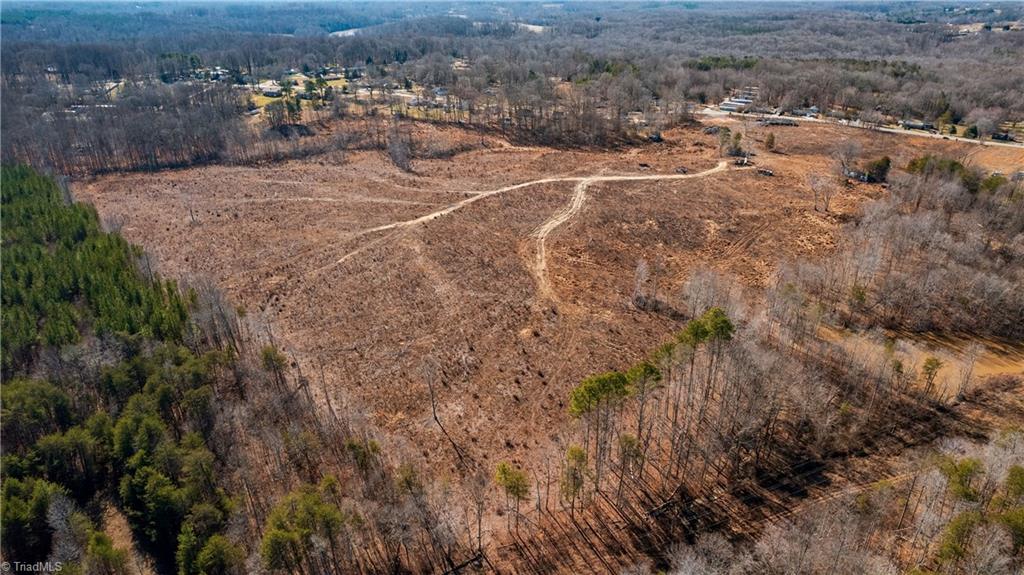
{"left": 790, "top": 106, "right": 820, "bottom": 117}
{"left": 719, "top": 98, "right": 752, "bottom": 113}
{"left": 259, "top": 81, "right": 282, "bottom": 97}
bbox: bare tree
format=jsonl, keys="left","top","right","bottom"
{"left": 807, "top": 174, "right": 839, "bottom": 213}
{"left": 387, "top": 122, "right": 413, "bottom": 172}
{"left": 423, "top": 356, "right": 468, "bottom": 468}
{"left": 832, "top": 139, "right": 861, "bottom": 176}
{"left": 632, "top": 258, "right": 650, "bottom": 310}
{"left": 956, "top": 343, "right": 983, "bottom": 400}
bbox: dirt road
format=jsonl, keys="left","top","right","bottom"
{"left": 317, "top": 160, "right": 734, "bottom": 281}
{"left": 531, "top": 160, "right": 732, "bottom": 300}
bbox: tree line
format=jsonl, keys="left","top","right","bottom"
{"left": 4, "top": 2, "right": 1023, "bottom": 174}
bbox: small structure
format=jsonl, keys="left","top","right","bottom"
{"left": 627, "top": 111, "right": 647, "bottom": 126}
{"left": 757, "top": 168, "right": 774, "bottom": 176}
{"left": 900, "top": 120, "right": 936, "bottom": 131}
{"left": 790, "top": 106, "right": 820, "bottom": 117}
{"left": 259, "top": 81, "right": 282, "bottom": 97}
{"left": 760, "top": 118, "right": 798, "bottom": 127}
{"left": 844, "top": 169, "right": 871, "bottom": 182}
{"left": 719, "top": 97, "right": 753, "bottom": 113}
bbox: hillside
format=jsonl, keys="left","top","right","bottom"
{"left": 3, "top": 1, "right": 1024, "bottom": 573}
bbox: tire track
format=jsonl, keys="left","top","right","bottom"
{"left": 532, "top": 177, "right": 593, "bottom": 300}
{"left": 311, "top": 160, "right": 736, "bottom": 279}
{"left": 530, "top": 160, "right": 732, "bottom": 302}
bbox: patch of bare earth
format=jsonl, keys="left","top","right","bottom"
{"left": 74, "top": 121, "right": 1023, "bottom": 497}
{"left": 102, "top": 501, "right": 157, "bottom": 575}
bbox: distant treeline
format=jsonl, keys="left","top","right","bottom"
{"left": 2, "top": 1, "right": 1023, "bottom": 174}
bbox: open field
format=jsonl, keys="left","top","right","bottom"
{"left": 75, "top": 121, "right": 1024, "bottom": 478}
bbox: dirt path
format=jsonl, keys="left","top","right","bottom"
{"left": 229, "top": 194, "right": 437, "bottom": 207}
{"left": 531, "top": 160, "right": 732, "bottom": 301}
{"left": 313, "top": 160, "right": 734, "bottom": 279}
{"left": 533, "top": 177, "right": 593, "bottom": 299}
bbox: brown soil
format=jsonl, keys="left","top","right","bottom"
{"left": 102, "top": 501, "right": 157, "bottom": 575}
{"left": 74, "top": 120, "right": 1024, "bottom": 482}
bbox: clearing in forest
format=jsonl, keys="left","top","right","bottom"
{"left": 75, "top": 121, "right": 1024, "bottom": 475}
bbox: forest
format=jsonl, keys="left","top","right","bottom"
{"left": 1, "top": 165, "right": 232, "bottom": 571}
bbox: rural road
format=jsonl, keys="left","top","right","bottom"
{"left": 315, "top": 160, "right": 735, "bottom": 282}
{"left": 699, "top": 107, "right": 1024, "bottom": 149}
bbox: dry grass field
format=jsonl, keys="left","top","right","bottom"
{"left": 74, "top": 120, "right": 1024, "bottom": 478}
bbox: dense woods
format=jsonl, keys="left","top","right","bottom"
{"left": 1, "top": 166, "right": 235, "bottom": 572}
{"left": 1, "top": 166, "right": 189, "bottom": 375}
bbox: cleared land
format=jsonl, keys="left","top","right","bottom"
{"left": 75, "top": 122, "right": 1024, "bottom": 476}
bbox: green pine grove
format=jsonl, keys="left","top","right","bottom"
{"left": 1, "top": 165, "right": 240, "bottom": 574}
